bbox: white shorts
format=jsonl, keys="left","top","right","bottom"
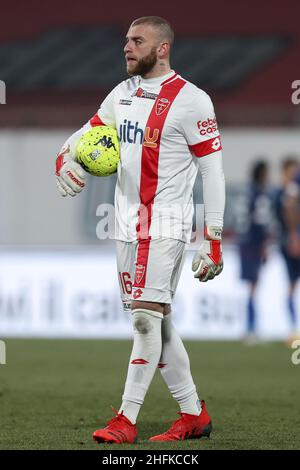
{"left": 116, "top": 238, "right": 186, "bottom": 310}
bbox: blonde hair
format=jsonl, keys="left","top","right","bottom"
{"left": 131, "top": 16, "right": 174, "bottom": 45}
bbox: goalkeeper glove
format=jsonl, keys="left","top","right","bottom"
{"left": 192, "top": 226, "right": 223, "bottom": 282}
{"left": 55, "top": 145, "right": 85, "bottom": 197}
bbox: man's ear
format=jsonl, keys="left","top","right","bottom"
{"left": 157, "top": 42, "right": 170, "bottom": 58}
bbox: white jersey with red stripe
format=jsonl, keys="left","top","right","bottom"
{"left": 62, "top": 70, "right": 223, "bottom": 242}
{"left": 96, "top": 71, "right": 222, "bottom": 242}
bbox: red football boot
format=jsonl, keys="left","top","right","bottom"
{"left": 149, "top": 400, "right": 212, "bottom": 442}
{"left": 93, "top": 410, "right": 138, "bottom": 444}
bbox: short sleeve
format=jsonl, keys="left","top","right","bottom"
{"left": 89, "top": 87, "right": 117, "bottom": 128}
{"left": 181, "top": 89, "right": 222, "bottom": 158}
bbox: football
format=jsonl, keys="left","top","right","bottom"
{"left": 76, "top": 126, "right": 120, "bottom": 176}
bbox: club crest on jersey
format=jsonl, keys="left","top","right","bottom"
{"left": 155, "top": 97, "right": 170, "bottom": 116}
{"left": 134, "top": 264, "right": 145, "bottom": 285}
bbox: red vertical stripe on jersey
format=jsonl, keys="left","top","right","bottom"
{"left": 89, "top": 113, "right": 106, "bottom": 127}
{"left": 134, "top": 77, "right": 186, "bottom": 288}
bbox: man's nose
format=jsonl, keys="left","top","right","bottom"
{"left": 124, "top": 41, "right": 132, "bottom": 54}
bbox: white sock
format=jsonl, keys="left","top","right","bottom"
{"left": 119, "top": 309, "right": 163, "bottom": 424}
{"left": 158, "top": 314, "right": 201, "bottom": 416}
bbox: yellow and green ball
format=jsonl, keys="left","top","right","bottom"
{"left": 76, "top": 126, "right": 120, "bottom": 177}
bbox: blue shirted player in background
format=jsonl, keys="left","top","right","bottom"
{"left": 275, "top": 157, "right": 300, "bottom": 342}
{"left": 235, "top": 161, "right": 272, "bottom": 342}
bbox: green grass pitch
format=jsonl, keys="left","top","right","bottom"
{"left": 0, "top": 339, "right": 299, "bottom": 450}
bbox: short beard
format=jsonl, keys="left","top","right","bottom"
{"left": 127, "top": 47, "right": 158, "bottom": 77}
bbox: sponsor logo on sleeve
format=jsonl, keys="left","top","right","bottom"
{"left": 211, "top": 137, "right": 221, "bottom": 150}
{"left": 197, "top": 117, "right": 218, "bottom": 135}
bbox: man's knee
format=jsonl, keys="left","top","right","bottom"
{"left": 132, "top": 308, "right": 164, "bottom": 334}
{"left": 132, "top": 310, "right": 153, "bottom": 334}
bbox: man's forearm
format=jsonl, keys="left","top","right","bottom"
{"left": 58, "top": 122, "right": 92, "bottom": 158}
{"left": 197, "top": 150, "right": 225, "bottom": 229}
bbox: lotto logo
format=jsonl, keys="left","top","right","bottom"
{"left": 211, "top": 137, "right": 221, "bottom": 150}
{"left": 197, "top": 117, "right": 218, "bottom": 136}
{"left": 133, "top": 288, "right": 143, "bottom": 299}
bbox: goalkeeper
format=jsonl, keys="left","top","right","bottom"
{"left": 55, "top": 16, "right": 225, "bottom": 443}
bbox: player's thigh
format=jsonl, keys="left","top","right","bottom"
{"left": 170, "top": 241, "right": 186, "bottom": 298}
{"left": 132, "top": 238, "right": 186, "bottom": 304}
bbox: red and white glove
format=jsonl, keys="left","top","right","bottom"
{"left": 192, "top": 226, "right": 223, "bottom": 282}
{"left": 55, "top": 145, "right": 86, "bottom": 197}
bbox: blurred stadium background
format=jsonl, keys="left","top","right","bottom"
{"left": 0, "top": 0, "right": 300, "bottom": 450}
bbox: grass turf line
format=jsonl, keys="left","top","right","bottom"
{"left": 0, "top": 339, "right": 299, "bottom": 450}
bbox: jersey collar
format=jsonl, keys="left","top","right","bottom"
{"left": 139, "top": 70, "right": 177, "bottom": 88}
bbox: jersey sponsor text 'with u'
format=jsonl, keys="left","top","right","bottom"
{"left": 119, "top": 119, "right": 160, "bottom": 148}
